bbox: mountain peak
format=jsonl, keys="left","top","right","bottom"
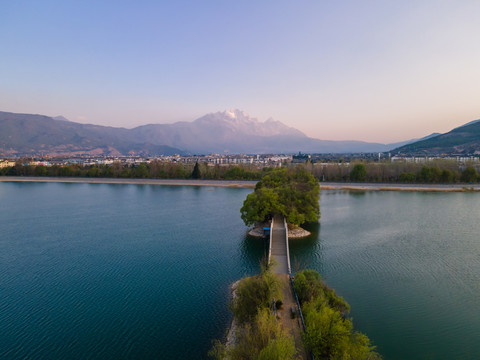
{"left": 223, "top": 109, "right": 248, "bottom": 119}
{"left": 196, "top": 109, "right": 306, "bottom": 138}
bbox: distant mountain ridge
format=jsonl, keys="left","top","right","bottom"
{"left": 0, "top": 109, "right": 440, "bottom": 156}
{"left": 128, "top": 109, "right": 307, "bottom": 154}
{"left": 0, "top": 111, "right": 182, "bottom": 156}
{"left": 126, "top": 109, "right": 404, "bottom": 154}
{"left": 393, "top": 120, "right": 480, "bottom": 155}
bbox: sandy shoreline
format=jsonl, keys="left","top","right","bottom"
{"left": 320, "top": 182, "right": 480, "bottom": 192}
{"left": 0, "top": 177, "right": 257, "bottom": 188}
{"left": 0, "top": 177, "right": 479, "bottom": 191}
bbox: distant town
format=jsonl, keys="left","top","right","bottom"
{"left": 1, "top": 152, "right": 480, "bottom": 170}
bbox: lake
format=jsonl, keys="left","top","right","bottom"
{"left": 0, "top": 182, "right": 479, "bottom": 359}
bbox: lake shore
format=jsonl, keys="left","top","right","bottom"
{"left": 1, "top": 176, "right": 479, "bottom": 191}
{"left": 320, "top": 182, "right": 480, "bottom": 192}
{"left": 0, "top": 176, "right": 257, "bottom": 188}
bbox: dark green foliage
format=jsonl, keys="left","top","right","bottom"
{"left": 350, "top": 163, "right": 367, "bottom": 182}
{"left": 132, "top": 163, "right": 149, "bottom": 178}
{"left": 317, "top": 159, "right": 463, "bottom": 183}
{"left": 294, "top": 270, "right": 381, "bottom": 360}
{"left": 231, "top": 275, "right": 272, "bottom": 324}
{"left": 417, "top": 165, "right": 442, "bottom": 183}
{"left": 86, "top": 166, "right": 100, "bottom": 177}
{"left": 303, "top": 301, "right": 381, "bottom": 360}
{"left": 59, "top": 165, "right": 74, "bottom": 177}
{"left": 191, "top": 162, "right": 201, "bottom": 179}
{"left": 440, "top": 169, "right": 454, "bottom": 183}
{"left": 0, "top": 166, "right": 11, "bottom": 176}
{"left": 224, "top": 166, "right": 246, "bottom": 179}
{"left": 240, "top": 167, "right": 320, "bottom": 226}
{"left": 0, "top": 161, "right": 267, "bottom": 181}
{"left": 399, "top": 172, "right": 416, "bottom": 182}
{"left": 2, "top": 158, "right": 475, "bottom": 185}
{"left": 210, "top": 264, "right": 295, "bottom": 359}
{"left": 461, "top": 166, "right": 478, "bottom": 183}
{"left": 294, "top": 270, "right": 349, "bottom": 315}
{"left": 231, "top": 263, "right": 281, "bottom": 324}
{"left": 34, "top": 165, "right": 47, "bottom": 176}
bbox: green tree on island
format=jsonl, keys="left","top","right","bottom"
{"left": 240, "top": 167, "right": 320, "bottom": 226}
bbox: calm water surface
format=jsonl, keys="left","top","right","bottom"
{"left": 1, "top": 183, "right": 479, "bottom": 359}
{"left": 293, "top": 190, "right": 480, "bottom": 359}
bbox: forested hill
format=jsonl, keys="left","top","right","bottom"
{"left": 393, "top": 120, "right": 480, "bottom": 156}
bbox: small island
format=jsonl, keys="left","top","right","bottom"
{"left": 241, "top": 167, "right": 320, "bottom": 238}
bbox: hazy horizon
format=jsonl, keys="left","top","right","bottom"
{"left": 2, "top": 1, "right": 480, "bottom": 143}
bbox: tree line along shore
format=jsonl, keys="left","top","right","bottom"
{"left": 1, "top": 158, "right": 480, "bottom": 184}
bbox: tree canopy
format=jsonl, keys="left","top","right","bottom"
{"left": 240, "top": 167, "right": 320, "bottom": 226}
{"left": 350, "top": 163, "right": 367, "bottom": 182}
{"left": 294, "top": 270, "right": 382, "bottom": 360}
{"left": 191, "top": 162, "right": 201, "bottom": 179}
{"left": 461, "top": 166, "right": 479, "bottom": 183}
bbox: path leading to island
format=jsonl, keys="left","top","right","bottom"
{"left": 269, "top": 214, "right": 290, "bottom": 274}
{"left": 268, "top": 215, "right": 308, "bottom": 359}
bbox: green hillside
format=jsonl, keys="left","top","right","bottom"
{"left": 393, "top": 120, "right": 480, "bottom": 155}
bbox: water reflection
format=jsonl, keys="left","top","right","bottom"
{"left": 239, "top": 234, "right": 267, "bottom": 276}
{"left": 289, "top": 221, "right": 324, "bottom": 274}
{"left": 347, "top": 190, "right": 367, "bottom": 196}
{"left": 236, "top": 222, "right": 323, "bottom": 276}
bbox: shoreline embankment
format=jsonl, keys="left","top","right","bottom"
{"left": 0, "top": 177, "right": 257, "bottom": 188}
{"left": 1, "top": 176, "right": 479, "bottom": 192}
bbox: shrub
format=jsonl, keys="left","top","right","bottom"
{"left": 350, "top": 163, "right": 367, "bottom": 182}
{"left": 294, "top": 270, "right": 381, "bottom": 359}
{"left": 231, "top": 264, "right": 281, "bottom": 324}
{"left": 461, "top": 166, "right": 478, "bottom": 183}
{"left": 229, "top": 308, "right": 296, "bottom": 360}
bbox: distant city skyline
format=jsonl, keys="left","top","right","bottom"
{"left": 1, "top": 1, "right": 480, "bottom": 143}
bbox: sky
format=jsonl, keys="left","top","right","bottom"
{"left": 1, "top": 0, "right": 480, "bottom": 143}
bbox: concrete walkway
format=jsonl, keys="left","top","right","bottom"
{"left": 270, "top": 214, "right": 289, "bottom": 274}
{"left": 276, "top": 274, "right": 308, "bottom": 359}
{"left": 268, "top": 215, "right": 307, "bottom": 358}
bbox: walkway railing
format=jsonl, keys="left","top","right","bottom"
{"left": 290, "top": 274, "right": 314, "bottom": 359}
{"left": 284, "top": 217, "right": 291, "bottom": 274}
{"left": 268, "top": 217, "right": 274, "bottom": 263}
{"left": 289, "top": 275, "right": 306, "bottom": 332}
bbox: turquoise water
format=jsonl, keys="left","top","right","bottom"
{"left": 1, "top": 183, "right": 479, "bottom": 359}
{"left": 292, "top": 191, "right": 480, "bottom": 359}
{"left": 0, "top": 183, "right": 262, "bottom": 359}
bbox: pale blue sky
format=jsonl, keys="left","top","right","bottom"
{"left": 1, "top": 0, "right": 480, "bottom": 142}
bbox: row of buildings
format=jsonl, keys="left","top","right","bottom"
{"left": 0, "top": 154, "right": 293, "bottom": 168}
{"left": 2, "top": 153, "right": 480, "bottom": 169}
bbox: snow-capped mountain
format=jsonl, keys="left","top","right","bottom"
{"left": 129, "top": 109, "right": 309, "bottom": 153}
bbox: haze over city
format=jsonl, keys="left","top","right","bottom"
{"left": 2, "top": 0, "right": 480, "bottom": 143}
